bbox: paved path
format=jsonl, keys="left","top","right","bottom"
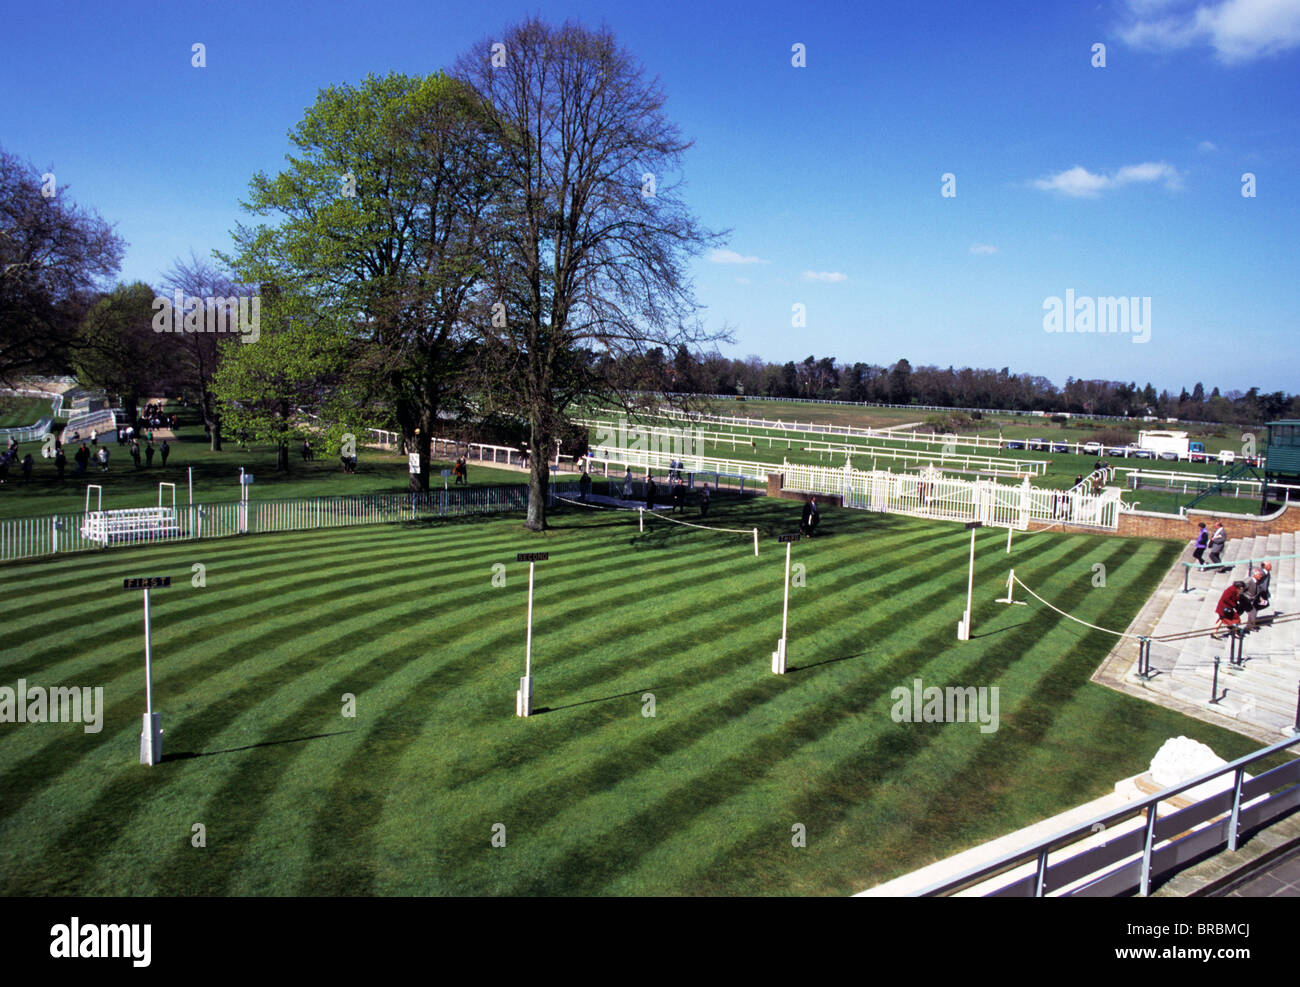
{"left": 1218, "top": 843, "right": 1300, "bottom": 897}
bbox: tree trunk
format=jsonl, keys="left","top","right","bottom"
{"left": 203, "top": 392, "right": 222, "bottom": 451}
{"left": 407, "top": 429, "right": 431, "bottom": 492}
{"left": 525, "top": 420, "right": 550, "bottom": 530}
{"left": 277, "top": 441, "right": 289, "bottom": 472}
{"left": 209, "top": 418, "right": 222, "bottom": 452}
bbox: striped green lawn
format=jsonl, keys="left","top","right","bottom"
{"left": 0, "top": 497, "right": 1264, "bottom": 895}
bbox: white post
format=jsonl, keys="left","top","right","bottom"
{"left": 753, "top": 528, "right": 759, "bottom": 557}
{"left": 958, "top": 526, "right": 977, "bottom": 640}
{"left": 639, "top": 507, "right": 644, "bottom": 533}
{"left": 1006, "top": 525, "right": 1013, "bottom": 554}
{"left": 773, "top": 540, "right": 792, "bottom": 674}
{"left": 140, "top": 588, "right": 163, "bottom": 765}
{"left": 517, "top": 561, "right": 535, "bottom": 717}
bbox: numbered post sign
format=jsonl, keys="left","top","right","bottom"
{"left": 516, "top": 552, "right": 549, "bottom": 563}
{"left": 777, "top": 534, "right": 801, "bottom": 544}
{"left": 409, "top": 453, "right": 420, "bottom": 474}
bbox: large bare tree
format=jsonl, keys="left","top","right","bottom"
{"left": 0, "top": 147, "right": 124, "bottom": 384}
{"left": 160, "top": 252, "right": 239, "bottom": 450}
{"left": 456, "top": 19, "right": 724, "bottom": 529}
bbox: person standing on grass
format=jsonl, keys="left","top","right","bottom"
{"left": 645, "top": 475, "right": 656, "bottom": 511}
{"left": 97, "top": 446, "right": 109, "bottom": 472}
{"left": 1192, "top": 522, "right": 1209, "bottom": 567}
{"left": 130, "top": 440, "right": 141, "bottom": 469}
{"left": 160, "top": 440, "right": 170, "bottom": 466}
{"left": 1208, "top": 520, "right": 1227, "bottom": 571}
{"left": 145, "top": 442, "right": 155, "bottom": 467}
{"left": 699, "top": 483, "right": 711, "bottom": 519}
{"left": 21, "top": 453, "right": 33, "bottom": 482}
{"left": 55, "top": 447, "right": 66, "bottom": 480}
{"left": 579, "top": 469, "right": 591, "bottom": 502}
{"left": 74, "top": 444, "right": 89, "bottom": 476}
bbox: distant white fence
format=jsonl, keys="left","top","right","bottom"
{"left": 0, "top": 485, "right": 541, "bottom": 564}
{"left": 781, "top": 462, "right": 1121, "bottom": 531}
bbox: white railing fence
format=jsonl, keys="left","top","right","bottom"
{"left": 782, "top": 462, "right": 1121, "bottom": 531}
{"left": 0, "top": 485, "right": 539, "bottom": 564}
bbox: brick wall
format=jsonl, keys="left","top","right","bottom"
{"left": 765, "top": 473, "right": 842, "bottom": 507}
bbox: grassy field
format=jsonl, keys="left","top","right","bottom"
{"left": 0, "top": 396, "right": 54, "bottom": 428}
{"left": 0, "top": 496, "right": 1267, "bottom": 895}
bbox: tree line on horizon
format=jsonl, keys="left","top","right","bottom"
{"left": 624, "top": 347, "right": 1297, "bottom": 426}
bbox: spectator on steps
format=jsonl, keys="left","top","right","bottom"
{"left": 1212, "top": 581, "right": 1247, "bottom": 639}
{"left": 1207, "top": 520, "right": 1227, "bottom": 571}
{"left": 1191, "top": 522, "right": 1209, "bottom": 566}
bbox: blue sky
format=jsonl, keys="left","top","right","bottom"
{"left": 3, "top": 0, "right": 1297, "bottom": 394}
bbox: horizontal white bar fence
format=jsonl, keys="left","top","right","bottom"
{"left": 0, "top": 485, "right": 537, "bottom": 564}
{"left": 782, "top": 461, "right": 1120, "bottom": 531}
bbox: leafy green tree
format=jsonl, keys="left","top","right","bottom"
{"left": 223, "top": 72, "right": 499, "bottom": 490}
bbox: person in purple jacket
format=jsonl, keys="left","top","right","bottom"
{"left": 1192, "top": 522, "right": 1209, "bottom": 566}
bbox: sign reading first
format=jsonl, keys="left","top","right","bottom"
{"left": 123, "top": 577, "right": 171, "bottom": 591}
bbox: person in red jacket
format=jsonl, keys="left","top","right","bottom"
{"left": 1212, "top": 581, "right": 1247, "bottom": 639}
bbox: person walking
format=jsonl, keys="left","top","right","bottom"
{"left": 145, "top": 441, "right": 155, "bottom": 467}
{"left": 1241, "top": 569, "right": 1263, "bottom": 632}
{"left": 579, "top": 469, "right": 591, "bottom": 502}
{"left": 131, "top": 440, "right": 141, "bottom": 469}
{"left": 54, "top": 447, "right": 66, "bottom": 480}
{"left": 160, "top": 439, "right": 170, "bottom": 466}
{"left": 21, "top": 453, "right": 33, "bottom": 482}
{"left": 645, "top": 476, "right": 656, "bottom": 511}
{"left": 1191, "top": 522, "right": 1209, "bottom": 567}
{"left": 1207, "top": 520, "right": 1227, "bottom": 571}
{"left": 622, "top": 467, "right": 633, "bottom": 500}
{"left": 699, "top": 483, "right": 711, "bottom": 519}
{"left": 74, "top": 444, "right": 89, "bottom": 476}
{"left": 1212, "top": 581, "right": 1246, "bottom": 639}
{"left": 97, "top": 446, "right": 110, "bottom": 472}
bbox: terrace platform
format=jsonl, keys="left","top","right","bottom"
{"left": 1094, "top": 531, "right": 1299, "bottom": 743}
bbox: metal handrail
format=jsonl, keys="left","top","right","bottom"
{"left": 914, "top": 733, "right": 1300, "bottom": 897}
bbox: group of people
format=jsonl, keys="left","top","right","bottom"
{"left": 1192, "top": 521, "right": 1229, "bottom": 571}
{"left": 1213, "top": 564, "right": 1273, "bottom": 637}
{"left": 0, "top": 439, "right": 34, "bottom": 485}
{"left": 621, "top": 469, "right": 711, "bottom": 519}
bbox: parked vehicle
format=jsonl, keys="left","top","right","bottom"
{"left": 1082, "top": 441, "right": 1102, "bottom": 454}
{"left": 1107, "top": 446, "right": 1128, "bottom": 458}
{"left": 1159, "top": 451, "right": 1179, "bottom": 461}
{"left": 1027, "top": 438, "right": 1048, "bottom": 451}
{"left": 1218, "top": 450, "right": 1236, "bottom": 465}
{"left": 1189, "top": 452, "right": 1209, "bottom": 463}
{"left": 1129, "top": 446, "right": 1154, "bottom": 459}
{"left": 1050, "top": 442, "right": 1069, "bottom": 453}
{"left": 1005, "top": 440, "right": 1026, "bottom": 450}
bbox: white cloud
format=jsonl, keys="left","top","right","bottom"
{"left": 801, "top": 270, "right": 848, "bottom": 282}
{"left": 1032, "top": 161, "right": 1181, "bottom": 197}
{"left": 707, "top": 248, "right": 769, "bottom": 265}
{"left": 969, "top": 243, "right": 999, "bottom": 255}
{"left": 1118, "top": 0, "right": 1300, "bottom": 63}
{"left": 1197, "top": 140, "right": 1218, "bottom": 152}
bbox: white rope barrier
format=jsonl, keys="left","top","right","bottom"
{"left": 638, "top": 506, "right": 760, "bottom": 555}
{"left": 1009, "top": 572, "right": 1146, "bottom": 639}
